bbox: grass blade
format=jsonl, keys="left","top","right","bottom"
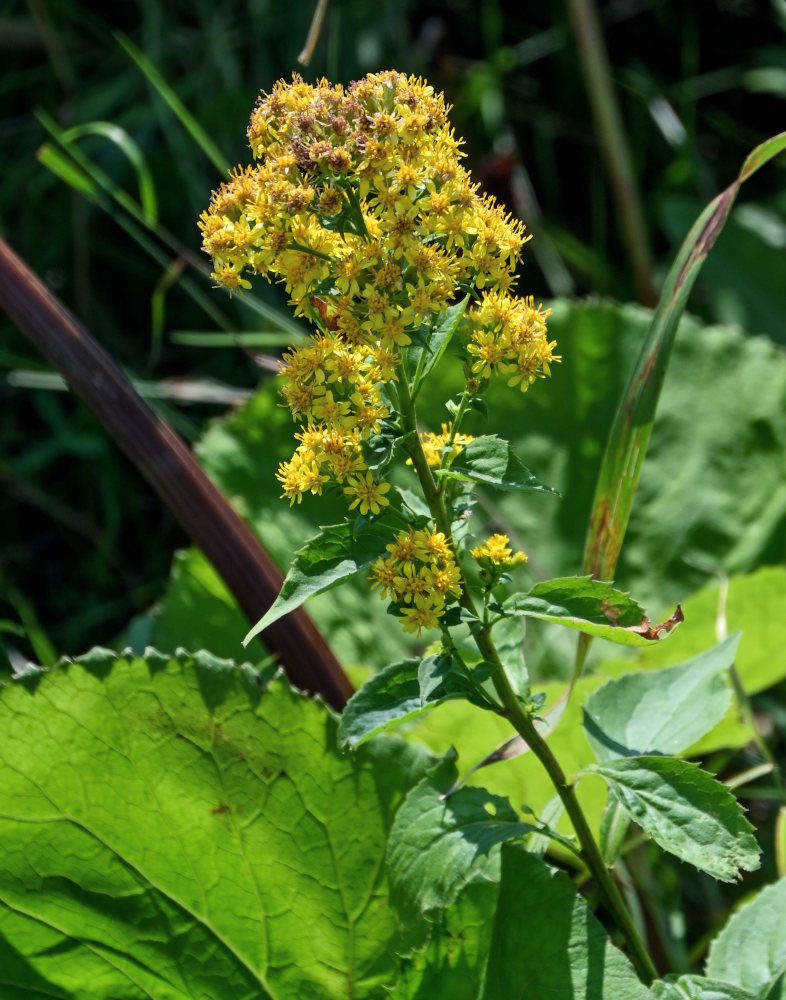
{"left": 59, "top": 120, "right": 159, "bottom": 224}
{"left": 114, "top": 31, "right": 231, "bottom": 176}
{"left": 576, "top": 130, "right": 786, "bottom": 676}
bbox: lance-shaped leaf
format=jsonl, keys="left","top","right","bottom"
{"left": 386, "top": 753, "right": 535, "bottom": 939}
{"left": 0, "top": 647, "right": 435, "bottom": 999}
{"left": 408, "top": 295, "right": 469, "bottom": 396}
{"left": 243, "top": 519, "right": 390, "bottom": 644}
{"left": 706, "top": 875, "right": 786, "bottom": 997}
{"left": 653, "top": 976, "right": 759, "bottom": 1000}
{"left": 587, "top": 756, "right": 760, "bottom": 882}
{"left": 338, "top": 653, "right": 498, "bottom": 748}
{"left": 583, "top": 131, "right": 786, "bottom": 588}
{"left": 434, "top": 435, "right": 559, "bottom": 494}
{"left": 501, "top": 576, "right": 681, "bottom": 647}
{"left": 482, "top": 846, "right": 653, "bottom": 1000}
{"left": 582, "top": 634, "right": 739, "bottom": 763}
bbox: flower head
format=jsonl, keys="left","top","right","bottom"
{"left": 471, "top": 533, "right": 528, "bottom": 568}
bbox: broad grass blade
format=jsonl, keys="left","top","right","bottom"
{"left": 576, "top": 131, "right": 786, "bottom": 676}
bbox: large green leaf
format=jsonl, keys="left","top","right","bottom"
{"left": 386, "top": 753, "right": 534, "bottom": 939}
{"left": 0, "top": 648, "right": 434, "bottom": 999}
{"left": 705, "top": 875, "right": 786, "bottom": 998}
{"left": 338, "top": 653, "right": 497, "bottom": 749}
{"left": 582, "top": 635, "right": 738, "bottom": 762}
{"left": 587, "top": 756, "right": 760, "bottom": 882}
{"left": 481, "top": 846, "right": 653, "bottom": 1000}
{"left": 243, "top": 519, "right": 391, "bottom": 645}
{"left": 501, "top": 576, "right": 680, "bottom": 647}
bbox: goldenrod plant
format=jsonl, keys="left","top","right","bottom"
{"left": 203, "top": 73, "right": 781, "bottom": 990}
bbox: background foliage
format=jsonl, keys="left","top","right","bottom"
{"left": 2, "top": 0, "right": 786, "bottom": 664}
{"left": 2, "top": 2, "right": 786, "bottom": 986}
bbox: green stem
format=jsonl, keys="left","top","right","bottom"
{"left": 396, "top": 365, "right": 657, "bottom": 986}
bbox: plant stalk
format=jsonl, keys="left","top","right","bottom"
{"left": 396, "top": 367, "right": 657, "bottom": 985}
{"left": 566, "top": 0, "right": 657, "bottom": 306}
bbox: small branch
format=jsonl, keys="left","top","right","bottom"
{"left": 298, "top": 0, "right": 329, "bottom": 66}
{"left": 566, "top": 0, "right": 657, "bottom": 306}
{"left": 0, "top": 235, "right": 354, "bottom": 710}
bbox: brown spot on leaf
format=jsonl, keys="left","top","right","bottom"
{"left": 625, "top": 604, "right": 684, "bottom": 640}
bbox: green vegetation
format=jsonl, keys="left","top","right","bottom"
{"left": 2, "top": 3, "right": 786, "bottom": 997}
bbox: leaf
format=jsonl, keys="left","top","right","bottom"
{"left": 409, "top": 295, "right": 470, "bottom": 396}
{"left": 434, "top": 435, "right": 559, "bottom": 494}
{"left": 706, "top": 875, "right": 786, "bottom": 997}
{"left": 481, "top": 846, "right": 653, "bottom": 1000}
{"left": 653, "top": 975, "right": 759, "bottom": 1000}
{"left": 599, "top": 788, "right": 632, "bottom": 865}
{"left": 243, "top": 519, "right": 390, "bottom": 644}
{"left": 587, "top": 756, "right": 760, "bottom": 881}
{"left": 389, "top": 880, "right": 498, "bottom": 1000}
{"left": 502, "top": 576, "right": 680, "bottom": 647}
{"left": 491, "top": 614, "right": 529, "bottom": 696}
{"left": 0, "top": 647, "right": 435, "bottom": 999}
{"left": 583, "top": 634, "right": 738, "bottom": 763}
{"left": 338, "top": 653, "right": 497, "bottom": 748}
{"left": 386, "top": 753, "right": 534, "bottom": 939}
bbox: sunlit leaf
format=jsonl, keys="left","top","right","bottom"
{"left": 434, "top": 435, "right": 559, "bottom": 494}
{"left": 706, "top": 875, "right": 786, "bottom": 997}
{"left": 481, "top": 846, "right": 653, "bottom": 1000}
{"left": 0, "top": 648, "right": 434, "bottom": 998}
{"left": 582, "top": 635, "right": 738, "bottom": 762}
{"left": 386, "top": 753, "right": 533, "bottom": 940}
{"left": 338, "top": 653, "right": 497, "bottom": 749}
{"left": 587, "top": 756, "right": 759, "bottom": 881}
{"left": 502, "top": 576, "right": 680, "bottom": 647}
{"left": 243, "top": 519, "right": 391, "bottom": 645}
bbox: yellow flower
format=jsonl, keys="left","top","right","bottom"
{"left": 343, "top": 472, "right": 391, "bottom": 516}
{"left": 399, "top": 596, "right": 446, "bottom": 636}
{"left": 413, "top": 527, "right": 453, "bottom": 563}
{"left": 370, "top": 556, "right": 400, "bottom": 599}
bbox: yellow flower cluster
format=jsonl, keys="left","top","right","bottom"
{"left": 417, "top": 422, "right": 475, "bottom": 468}
{"left": 274, "top": 332, "right": 392, "bottom": 506}
{"left": 466, "top": 291, "right": 559, "bottom": 392}
{"left": 199, "top": 71, "right": 558, "bottom": 508}
{"left": 370, "top": 527, "right": 462, "bottom": 636}
{"left": 471, "top": 533, "right": 528, "bottom": 568}
{"left": 199, "top": 70, "right": 529, "bottom": 329}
